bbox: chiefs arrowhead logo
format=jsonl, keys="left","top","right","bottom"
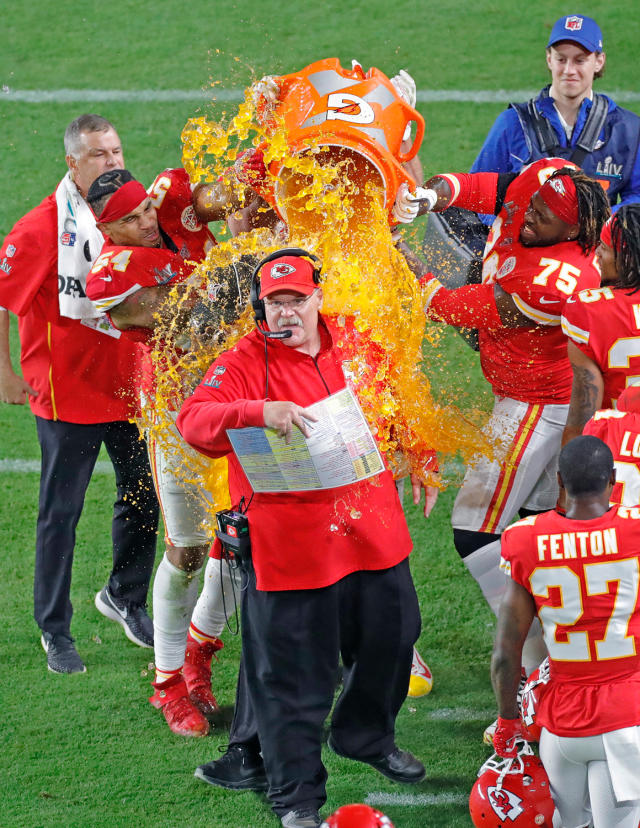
{"left": 270, "top": 263, "right": 296, "bottom": 278}
{"left": 488, "top": 785, "right": 524, "bottom": 820}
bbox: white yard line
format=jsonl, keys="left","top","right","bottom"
{"left": 366, "top": 792, "right": 468, "bottom": 807}
{"left": 425, "top": 707, "right": 496, "bottom": 721}
{"left": 0, "top": 459, "right": 113, "bottom": 474}
{"left": 3, "top": 87, "right": 640, "bottom": 103}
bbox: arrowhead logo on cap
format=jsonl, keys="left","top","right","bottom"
{"left": 271, "top": 263, "right": 296, "bottom": 278}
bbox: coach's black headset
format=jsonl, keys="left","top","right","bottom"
{"left": 250, "top": 247, "right": 322, "bottom": 340}
{"left": 250, "top": 247, "right": 323, "bottom": 398}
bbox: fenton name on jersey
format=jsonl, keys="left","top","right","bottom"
{"left": 535, "top": 526, "right": 619, "bottom": 562}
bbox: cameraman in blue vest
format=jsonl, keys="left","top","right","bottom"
{"left": 471, "top": 14, "right": 640, "bottom": 211}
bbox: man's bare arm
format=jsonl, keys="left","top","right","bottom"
{"left": 491, "top": 578, "right": 536, "bottom": 719}
{"left": 0, "top": 308, "right": 37, "bottom": 404}
{"left": 493, "top": 284, "right": 535, "bottom": 327}
{"left": 227, "top": 195, "right": 280, "bottom": 236}
{"left": 562, "top": 341, "right": 604, "bottom": 445}
{"left": 192, "top": 181, "right": 244, "bottom": 224}
{"left": 396, "top": 241, "right": 532, "bottom": 329}
{"left": 109, "top": 284, "right": 196, "bottom": 331}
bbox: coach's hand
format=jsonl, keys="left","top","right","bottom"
{"left": 0, "top": 366, "right": 38, "bottom": 405}
{"left": 263, "top": 401, "right": 318, "bottom": 444}
{"left": 410, "top": 473, "right": 439, "bottom": 518}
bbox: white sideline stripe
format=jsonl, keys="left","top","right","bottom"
{"left": 426, "top": 707, "right": 495, "bottom": 721}
{"left": 0, "top": 458, "right": 113, "bottom": 474}
{"left": 366, "top": 792, "right": 468, "bottom": 807}
{"left": 4, "top": 87, "right": 640, "bottom": 103}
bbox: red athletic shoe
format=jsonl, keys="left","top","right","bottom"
{"left": 149, "top": 673, "right": 209, "bottom": 737}
{"left": 183, "top": 634, "right": 223, "bottom": 718}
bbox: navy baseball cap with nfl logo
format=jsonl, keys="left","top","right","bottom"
{"left": 547, "top": 15, "right": 603, "bottom": 52}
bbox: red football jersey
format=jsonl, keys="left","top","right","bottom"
{"left": 147, "top": 168, "right": 215, "bottom": 261}
{"left": 177, "top": 318, "right": 413, "bottom": 591}
{"left": 0, "top": 192, "right": 138, "bottom": 423}
{"left": 447, "top": 159, "right": 601, "bottom": 404}
{"left": 561, "top": 286, "right": 640, "bottom": 408}
{"left": 501, "top": 507, "right": 640, "bottom": 736}
{"left": 86, "top": 243, "right": 193, "bottom": 340}
{"left": 584, "top": 408, "right": 640, "bottom": 506}
{"left": 86, "top": 243, "right": 195, "bottom": 397}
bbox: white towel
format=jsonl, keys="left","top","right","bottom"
{"left": 602, "top": 726, "right": 640, "bottom": 802}
{"left": 55, "top": 172, "right": 105, "bottom": 321}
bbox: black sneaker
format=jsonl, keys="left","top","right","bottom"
{"left": 194, "top": 744, "right": 268, "bottom": 791}
{"left": 280, "top": 808, "right": 322, "bottom": 828}
{"left": 94, "top": 586, "right": 153, "bottom": 648}
{"left": 327, "top": 736, "right": 425, "bottom": 784}
{"left": 40, "top": 632, "right": 86, "bottom": 674}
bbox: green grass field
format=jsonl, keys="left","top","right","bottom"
{"left": 2, "top": 2, "right": 639, "bottom": 826}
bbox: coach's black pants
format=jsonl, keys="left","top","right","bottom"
{"left": 229, "top": 557, "right": 420, "bottom": 817}
{"left": 34, "top": 417, "right": 159, "bottom": 638}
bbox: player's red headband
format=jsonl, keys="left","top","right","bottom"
{"left": 538, "top": 175, "right": 579, "bottom": 225}
{"left": 97, "top": 181, "right": 149, "bottom": 223}
{"left": 600, "top": 215, "right": 615, "bottom": 247}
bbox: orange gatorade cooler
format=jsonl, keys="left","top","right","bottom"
{"left": 258, "top": 58, "right": 425, "bottom": 226}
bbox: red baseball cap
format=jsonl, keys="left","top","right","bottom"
{"left": 259, "top": 256, "right": 317, "bottom": 298}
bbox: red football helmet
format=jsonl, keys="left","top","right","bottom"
{"left": 469, "top": 745, "right": 555, "bottom": 827}
{"left": 519, "top": 658, "right": 550, "bottom": 742}
{"left": 321, "top": 804, "right": 395, "bottom": 827}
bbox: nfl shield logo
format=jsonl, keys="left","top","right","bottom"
{"left": 565, "top": 15, "right": 583, "bottom": 31}
{"left": 60, "top": 231, "right": 76, "bottom": 246}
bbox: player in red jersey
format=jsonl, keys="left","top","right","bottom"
{"left": 583, "top": 385, "right": 640, "bottom": 506}
{"left": 492, "top": 435, "right": 640, "bottom": 827}
{"left": 147, "top": 167, "right": 216, "bottom": 258}
{"left": 86, "top": 169, "right": 249, "bottom": 736}
{"left": 562, "top": 205, "right": 640, "bottom": 444}
{"left": 398, "top": 161, "right": 610, "bottom": 683}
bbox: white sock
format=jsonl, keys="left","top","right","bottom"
{"left": 152, "top": 554, "right": 202, "bottom": 673}
{"left": 190, "top": 557, "right": 240, "bottom": 639}
{"left": 462, "top": 539, "right": 506, "bottom": 617}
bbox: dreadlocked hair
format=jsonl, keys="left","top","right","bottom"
{"left": 610, "top": 204, "right": 640, "bottom": 291}
{"left": 547, "top": 167, "right": 611, "bottom": 255}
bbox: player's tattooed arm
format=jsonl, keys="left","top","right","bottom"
{"left": 562, "top": 341, "right": 604, "bottom": 445}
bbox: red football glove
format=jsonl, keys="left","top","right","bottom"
{"left": 234, "top": 148, "right": 267, "bottom": 187}
{"left": 493, "top": 716, "right": 522, "bottom": 758}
